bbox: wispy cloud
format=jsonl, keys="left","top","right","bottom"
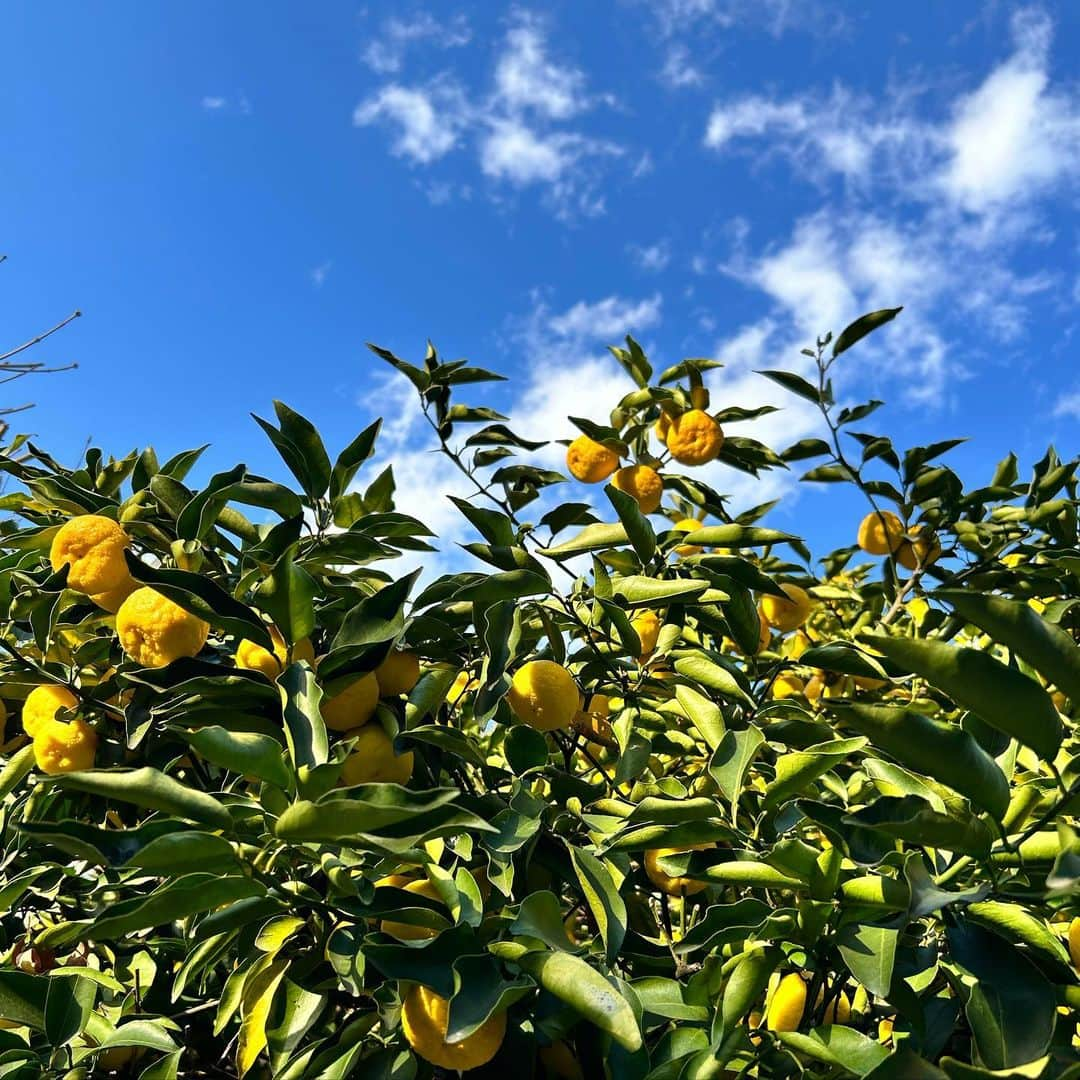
{"left": 201, "top": 93, "right": 251, "bottom": 115}
{"left": 310, "top": 262, "right": 332, "bottom": 288}
{"left": 629, "top": 240, "right": 673, "bottom": 273}
{"left": 361, "top": 12, "right": 471, "bottom": 74}
{"left": 354, "top": 10, "right": 624, "bottom": 218}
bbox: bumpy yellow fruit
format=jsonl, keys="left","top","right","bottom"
{"left": 401, "top": 983, "right": 507, "bottom": 1071}
{"left": 375, "top": 650, "right": 421, "bottom": 697}
{"left": 856, "top": 510, "right": 905, "bottom": 556}
{"left": 611, "top": 465, "right": 663, "bottom": 515}
{"left": 771, "top": 672, "right": 805, "bottom": 700}
{"left": 22, "top": 685, "right": 79, "bottom": 737}
{"left": 662, "top": 409, "right": 724, "bottom": 466}
{"left": 341, "top": 724, "right": 413, "bottom": 785}
{"left": 89, "top": 577, "right": 139, "bottom": 614}
{"left": 1068, "top": 917, "right": 1080, "bottom": 969}
{"left": 817, "top": 987, "right": 851, "bottom": 1025}
{"left": 896, "top": 526, "right": 941, "bottom": 571}
{"left": 644, "top": 845, "right": 710, "bottom": 896}
{"left": 236, "top": 627, "right": 315, "bottom": 679}
{"left": 566, "top": 435, "right": 619, "bottom": 484}
{"left": 759, "top": 584, "right": 812, "bottom": 633}
{"left": 380, "top": 878, "right": 442, "bottom": 941}
{"left": 321, "top": 672, "right": 380, "bottom": 731}
{"left": 633, "top": 610, "right": 662, "bottom": 659}
{"left": 49, "top": 515, "right": 131, "bottom": 595}
{"left": 507, "top": 660, "right": 578, "bottom": 732}
{"left": 116, "top": 588, "right": 209, "bottom": 668}
{"left": 447, "top": 670, "right": 479, "bottom": 705}
{"left": 672, "top": 518, "right": 703, "bottom": 557}
{"left": 33, "top": 717, "right": 97, "bottom": 775}
{"left": 766, "top": 973, "right": 807, "bottom": 1032}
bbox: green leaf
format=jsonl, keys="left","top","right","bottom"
{"left": 679, "top": 525, "right": 799, "bottom": 547}
{"left": 830, "top": 702, "right": 1010, "bottom": 821}
{"left": 273, "top": 401, "right": 332, "bottom": 499}
{"left": 504, "top": 725, "right": 549, "bottom": 775}
{"left": 964, "top": 901, "right": 1072, "bottom": 974}
{"left": 0, "top": 971, "right": 48, "bottom": 1029}
{"left": 936, "top": 589, "right": 1080, "bottom": 706}
{"left": 48, "top": 768, "right": 231, "bottom": 829}
{"left": 126, "top": 831, "right": 241, "bottom": 876}
{"left": 756, "top": 369, "right": 822, "bottom": 404}
{"left": 237, "top": 955, "right": 290, "bottom": 1077}
{"left": 329, "top": 571, "right": 420, "bottom": 654}
{"left": 44, "top": 974, "right": 94, "bottom": 1045}
{"left": 862, "top": 633, "right": 1062, "bottom": 762}
{"left": 709, "top": 726, "right": 765, "bottom": 822}
{"left": 764, "top": 738, "right": 865, "bottom": 808}
{"left": 674, "top": 685, "right": 725, "bottom": 751}
{"left": 836, "top": 923, "right": 898, "bottom": 997}
{"left": 182, "top": 726, "right": 291, "bottom": 789}
{"left": 720, "top": 946, "right": 780, "bottom": 1038}
{"left": 124, "top": 552, "right": 273, "bottom": 652}
{"left": 446, "top": 955, "right": 531, "bottom": 1043}
{"left": 612, "top": 575, "right": 710, "bottom": 607}
{"left": 775, "top": 1026, "right": 890, "bottom": 1077}
{"left": 256, "top": 552, "right": 318, "bottom": 645}
{"left": 800, "top": 642, "right": 888, "bottom": 681}
{"left": 845, "top": 796, "right": 992, "bottom": 858}
{"left": 567, "top": 845, "right": 627, "bottom": 969}
{"left": 278, "top": 662, "right": 327, "bottom": 771}
{"left": 0, "top": 745, "right": 35, "bottom": 801}
{"left": 516, "top": 951, "right": 642, "bottom": 1052}
{"left": 673, "top": 654, "right": 754, "bottom": 708}
{"left": 947, "top": 921, "right": 1056, "bottom": 1071}
{"left": 91, "top": 874, "right": 264, "bottom": 938}
{"left": 267, "top": 981, "right": 325, "bottom": 1071}
{"left": 538, "top": 523, "right": 629, "bottom": 558}
{"left": 330, "top": 419, "right": 381, "bottom": 502}
{"left": 605, "top": 483, "right": 656, "bottom": 564}
{"left": 832, "top": 307, "right": 903, "bottom": 358}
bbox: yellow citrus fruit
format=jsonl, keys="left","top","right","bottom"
{"left": 571, "top": 693, "right": 615, "bottom": 747}
{"left": 771, "top": 672, "right": 805, "bottom": 700}
{"left": 23, "top": 684, "right": 79, "bottom": 737}
{"left": 1068, "top": 917, "right": 1080, "bottom": 968}
{"left": 33, "top": 717, "right": 97, "bottom": 775}
{"left": 375, "top": 650, "right": 421, "bottom": 697}
{"left": 507, "top": 660, "right": 578, "bottom": 732}
{"left": 856, "top": 510, "right": 905, "bottom": 556}
{"left": 116, "top": 587, "right": 210, "bottom": 668}
{"left": 662, "top": 409, "right": 724, "bottom": 466}
{"left": 89, "top": 575, "right": 139, "bottom": 614}
{"left": 878, "top": 1017, "right": 895, "bottom": 1043}
{"left": 747, "top": 1009, "right": 764, "bottom": 1045}
{"left": 566, "top": 435, "right": 620, "bottom": 484}
{"left": 49, "top": 515, "right": 131, "bottom": 595}
{"left": 766, "top": 972, "right": 807, "bottom": 1032}
{"left": 633, "top": 610, "right": 662, "bottom": 659}
{"left": 644, "top": 845, "right": 710, "bottom": 896}
{"left": 758, "top": 584, "right": 812, "bottom": 633}
{"left": 672, "top": 518, "right": 703, "bottom": 557}
{"left": 340, "top": 724, "right": 414, "bottom": 785}
{"left": 321, "top": 672, "right": 380, "bottom": 732}
{"left": 447, "top": 670, "right": 479, "bottom": 705}
{"left": 380, "top": 878, "right": 442, "bottom": 941}
{"left": 401, "top": 983, "right": 507, "bottom": 1071}
{"left": 853, "top": 674, "right": 888, "bottom": 691}
{"left": 896, "top": 526, "right": 941, "bottom": 571}
{"left": 611, "top": 465, "right": 663, "bottom": 515}
{"left": 375, "top": 872, "right": 414, "bottom": 890}
{"left": 538, "top": 1041, "right": 584, "bottom": 1080}
{"left": 236, "top": 626, "right": 315, "bottom": 679}
{"left": 817, "top": 987, "right": 851, "bottom": 1025}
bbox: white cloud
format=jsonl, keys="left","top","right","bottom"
{"left": 1053, "top": 390, "right": 1080, "bottom": 420}
{"left": 629, "top": 240, "right": 672, "bottom": 272}
{"left": 310, "top": 262, "right": 332, "bottom": 288}
{"left": 493, "top": 14, "right": 586, "bottom": 119}
{"left": 353, "top": 81, "right": 468, "bottom": 164}
{"left": 201, "top": 93, "right": 251, "bottom": 115}
{"left": 361, "top": 12, "right": 471, "bottom": 75}
{"left": 547, "top": 294, "right": 663, "bottom": 341}
{"left": 939, "top": 8, "right": 1080, "bottom": 214}
{"left": 659, "top": 43, "right": 705, "bottom": 89}
{"left": 354, "top": 11, "right": 623, "bottom": 219}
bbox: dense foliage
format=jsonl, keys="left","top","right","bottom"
{"left": 0, "top": 309, "right": 1078, "bottom": 1079}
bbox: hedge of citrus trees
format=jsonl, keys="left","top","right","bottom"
{"left": 0, "top": 308, "right": 1078, "bottom": 1079}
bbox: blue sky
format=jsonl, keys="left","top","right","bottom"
{"left": 2, "top": 1, "right": 1078, "bottom": 563}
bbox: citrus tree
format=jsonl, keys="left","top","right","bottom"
{"left": 0, "top": 309, "right": 1078, "bottom": 1079}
